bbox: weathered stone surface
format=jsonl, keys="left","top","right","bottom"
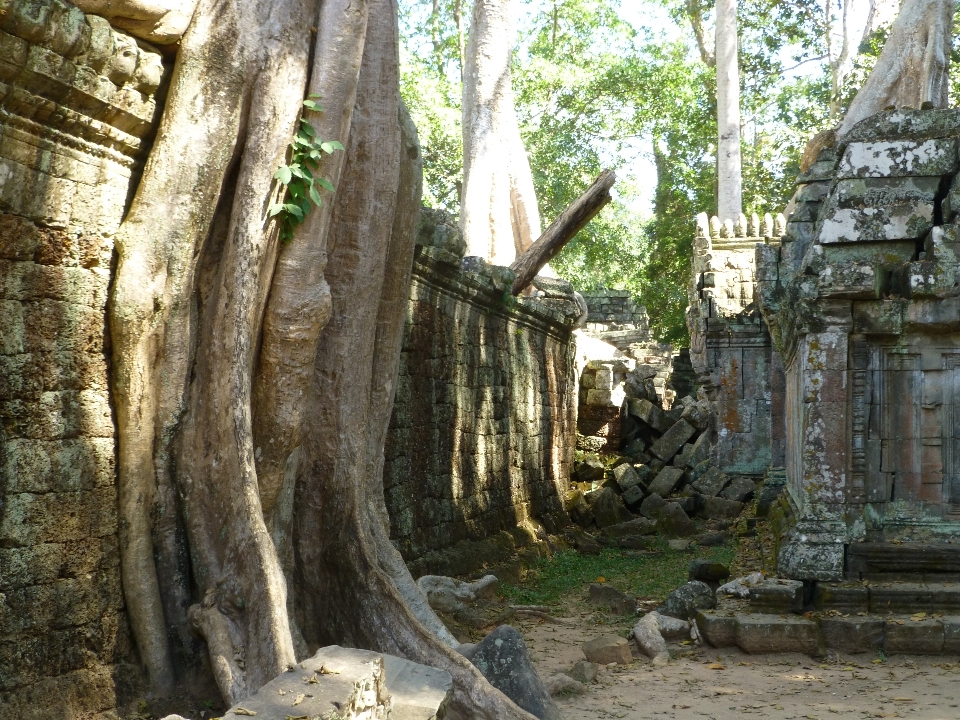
{"left": 689, "top": 560, "right": 731, "bottom": 583}
{"left": 544, "top": 673, "right": 586, "bottom": 696}
{"left": 465, "top": 626, "right": 562, "bottom": 720}
{"left": 943, "top": 616, "right": 960, "bottom": 654}
{"left": 631, "top": 614, "right": 669, "bottom": 665}
{"left": 627, "top": 398, "right": 671, "bottom": 434}
{"left": 720, "top": 477, "right": 757, "bottom": 502}
{"left": 746, "top": 578, "right": 803, "bottom": 613}
{"left": 838, "top": 139, "right": 959, "bottom": 179}
{"left": 600, "top": 517, "right": 657, "bottom": 540}
{"left": 820, "top": 617, "right": 884, "bottom": 654}
{"left": 656, "top": 581, "right": 716, "bottom": 620}
{"left": 695, "top": 610, "right": 737, "bottom": 648}
{"left": 417, "top": 206, "right": 466, "bottom": 258}
{"left": 383, "top": 653, "right": 455, "bottom": 720}
{"left": 385, "top": 250, "right": 579, "bottom": 567}
{"left": 699, "top": 496, "right": 743, "bottom": 520}
{"left": 736, "top": 615, "right": 820, "bottom": 655}
{"left": 639, "top": 493, "right": 667, "bottom": 519}
{"left": 692, "top": 467, "right": 729, "bottom": 497}
{"left": 567, "top": 660, "right": 599, "bottom": 684}
{"left": 650, "top": 419, "right": 696, "bottom": 462}
{"left": 777, "top": 539, "right": 845, "bottom": 582}
{"left": 648, "top": 466, "right": 685, "bottom": 497}
{"left": 416, "top": 574, "right": 499, "bottom": 614}
{"left": 613, "top": 463, "right": 642, "bottom": 492}
{"left": 884, "top": 619, "right": 944, "bottom": 654}
{"left": 588, "top": 583, "right": 635, "bottom": 615}
{"left": 654, "top": 502, "right": 696, "bottom": 538}
{"left": 621, "top": 483, "right": 645, "bottom": 508}
{"left": 222, "top": 646, "right": 391, "bottom": 720}
{"left": 587, "top": 487, "right": 624, "bottom": 529}
{"left": 582, "top": 635, "right": 632, "bottom": 665}
{"left": 815, "top": 582, "right": 869, "bottom": 613}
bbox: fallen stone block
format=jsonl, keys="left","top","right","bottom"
{"left": 695, "top": 610, "right": 737, "bottom": 648}
{"left": 464, "top": 625, "right": 562, "bottom": 720}
{"left": 627, "top": 397, "right": 671, "bottom": 433}
{"left": 585, "top": 487, "right": 623, "bottom": 529}
{"left": 691, "top": 467, "right": 729, "bottom": 497}
{"left": 650, "top": 419, "right": 697, "bottom": 462}
{"left": 884, "top": 619, "right": 944, "bottom": 654}
{"left": 680, "top": 400, "right": 711, "bottom": 431}
{"left": 631, "top": 614, "right": 669, "bottom": 665}
{"left": 622, "top": 483, "right": 645, "bottom": 508}
{"left": 588, "top": 583, "right": 636, "bottom": 615}
{"left": 689, "top": 560, "right": 731, "bottom": 584}
{"left": 384, "top": 653, "right": 455, "bottom": 720}
{"left": 221, "top": 646, "right": 394, "bottom": 720}
{"left": 675, "top": 494, "right": 703, "bottom": 517}
{"left": 648, "top": 466, "right": 685, "bottom": 497}
{"left": 679, "top": 432, "right": 711, "bottom": 469}
{"left": 623, "top": 437, "right": 647, "bottom": 458}
{"left": 417, "top": 574, "right": 499, "bottom": 614}
{"left": 613, "top": 463, "right": 642, "bottom": 492}
{"left": 700, "top": 496, "right": 742, "bottom": 521}
{"left": 568, "top": 660, "right": 599, "bottom": 684}
{"left": 544, "top": 673, "right": 586, "bottom": 696}
{"left": 582, "top": 634, "right": 633, "bottom": 665}
{"left": 747, "top": 578, "right": 803, "bottom": 614}
{"left": 695, "top": 531, "right": 728, "bottom": 547}
{"left": 601, "top": 517, "right": 657, "bottom": 539}
{"left": 655, "top": 502, "right": 696, "bottom": 538}
{"left": 639, "top": 493, "right": 667, "bottom": 519}
{"left": 820, "top": 616, "right": 884, "bottom": 654}
{"left": 657, "top": 581, "right": 716, "bottom": 620}
{"left": 718, "top": 573, "right": 765, "bottom": 599}
{"left": 574, "top": 455, "right": 606, "bottom": 482}
{"left": 735, "top": 614, "right": 820, "bottom": 655}
{"left": 720, "top": 477, "right": 757, "bottom": 503}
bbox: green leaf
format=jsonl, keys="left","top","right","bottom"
{"left": 321, "top": 141, "right": 344, "bottom": 153}
{"left": 283, "top": 203, "right": 303, "bottom": 221}
{"left": 289, "top": 165, "right": 304, "bottom": 179}
{"left": 302, "top": 100, "right": 323, "bottom": 112}
{"left": 300, "top": 197, "right": 311, "bottom": 216}
{"left": 268, "top": 203, "right": 284, "bottom": 217}
{"left": 274, "top": 166, "right": 292, "bottom": 184}
{"left": 308, "top": 184, "right": 322, "bottom": 205}
{"left": 316, "top": 178, "right": 335, "bottom": 193}
{"left": 300, "top": 121, "right": 316, "bottom": 137}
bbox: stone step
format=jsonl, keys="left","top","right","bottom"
{"left": 847, "top": 542, "right": 960, "bottom": 577}
{"left": 696, "top": 609, "right": 960, "bottom": 656}
{"left": 817, "top": 580, "right": 960, "bottom": 614}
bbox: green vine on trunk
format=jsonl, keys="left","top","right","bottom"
{"left": 269, "top": 95, "right": 344, "bottom": 242}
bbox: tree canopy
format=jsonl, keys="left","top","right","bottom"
{"left": 399, "top": 0, "right": 937, "bottom": 344}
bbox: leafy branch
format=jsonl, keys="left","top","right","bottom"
{"left": 269, "top": 95, "right": 344, "bottom": 242}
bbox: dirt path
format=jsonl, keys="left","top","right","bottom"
{"left": 516, "top": 614, "right": 960, "bottom": 720}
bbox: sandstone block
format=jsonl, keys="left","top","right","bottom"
{"left": 820, "top": 617, "right": 884, "bottom": 653}
{"left": 695, "top": 610, "right": 737, "bottom": 648}
{"left": 582, "top": 634, "right": 632, "bottom": 665}
{"left": 720, "top": 477, "right": 757, "bottom": 503}
{"left": 567, "top": 660, "right": 599, "bottom": 684}
{"left": 838, "top": 139, "right": 959, "bottom": 179}
{"left": 627, "top": 397, "right": 670, "bottom": 433}
{"left": 691, "top": 467, "right": 728, "bottom": 497}
{"left": 747, "top": 578, "right": 803, "bottom": 613}
{"left": 639, "top": 493, "right": 667, "bottom": 519}
{"left": 942, "top": 616, "right": 960, "bottom": 654}
{"left": 815, "top": 582, "right": 869, "bottom": 613}
{"left": 655, "top": 502, "right": 696, "bottom": 538}
{"left": 699, "top": 497, "right": 742, "bottom": 520}
{"left": 657, "top": 581, "right": 715, "bottom": 619}
{"left": 689, "top": 560, "right": 730, "bottom": 583}
{"left": 589, "top": 583, "right": 635, "bottom": 615}
{"left": 648, "top": 466, "right": 685, "bottom": 497}
{"left": 884, "top": 619, "right": 944, "bottom": 654}
{"left": 612, "top": 463, "right": 641, "bottom": 492}
{"left": 586, "top": 487, "right": 623, "bottom": 530}
{"left": 735, "top": 614, "right": 820, "bottom": 655}
{"left": 622, "top": 483, "right": 644, "bottom": 508}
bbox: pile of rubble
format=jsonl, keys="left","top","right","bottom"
{"left": 568, "top": 381, "right": 758, "bottom": 549}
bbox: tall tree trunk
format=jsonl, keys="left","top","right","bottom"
{"left": 838, "top": 0, "right": 954, "bottom": 137}
{"left": 715, "top": 0, "right": 742, "bottom": 221}
{"left": 461, "top": 0, "right": 543, "bottom": 265}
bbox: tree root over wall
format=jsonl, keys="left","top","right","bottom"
{"left": 108, "top": 0, "right": 540, "bottom": 717}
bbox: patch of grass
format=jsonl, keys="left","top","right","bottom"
{"left": 501, "top": 539, "right": 736, "bottom": 607}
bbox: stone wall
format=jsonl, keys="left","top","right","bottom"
{"left": 757, "top": 110, "right": 960, "bottom": 580}
{"left": 687, "top": 213, "right": 787, "bottom": 478}
{"left": 0, "top": 1, "right": 167, "bottom": 716}
{"left": 384, "top": 223, "right": 580, "bottom": 572}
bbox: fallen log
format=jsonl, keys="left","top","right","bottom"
{"left": 510, "top": 169, "right": 616, "bottom": 295}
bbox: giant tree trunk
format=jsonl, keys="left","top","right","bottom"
{"left": 838, "top": 0, "right": 954, "bottom": 137}
{"left": 108, "top": 0, "right": 547, "bottom": 716}
{"left": 460, "top": 0, "right": 543, "bottom": 265}
{"left": 715, "top": 0, "right": 742, "bottom": 221}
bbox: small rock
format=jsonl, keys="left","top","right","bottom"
{"left": 417, "top": 574, "right": 499, "bottom": 614}
{"left": 567, "top": 528, "right": 602, "bottom": 555}
{"left": 588, "top": 583, "right": 636, "bottom": 615}
{"left": 689, "top": 560, "right": 731, "bottom": 583}
{"left": 582, "top": 634, "right": 632, "bottom": 665}
{"left": 639, "top": 493, "right": 667, "bottom": 519}
{"left": 654, "top": 502, "right": 696, "bottom": 538}
{"left": 721, "top": 477, "right": 758, "bottom": 503}
{"left": 667, "top": 538, "right": 692, "bottom": 551}
{"left": 718, "top": 572, "right": 765, "bottom": 598}
{"left": 568, "top": 660, "right": 599, "bottom": 684}
{"left": 656, "top": 581, "right": 716, "bottom": 619}
{"left": 463, "top": 626, "right": 562, "bottom": 720}
{"left": 545, "top": 673, "right": 586, "bottom": 696}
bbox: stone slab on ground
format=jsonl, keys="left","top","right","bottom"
{"left": 383, "top": 653, "right": 454, "bottom": 720}
{"left": 735, "top": 614, "right": 820, "bottom": 655}
{"left": 695, "top": 610, "right": 738, "bottom": 648}
{"left": 588, "top": 583, "right": 636, "bottom": 615}
{"left": 221, "top": 646, "right": 391, "bottom": 719}
{"left": 582, "top": 634, "right": 632, "bottom": 665}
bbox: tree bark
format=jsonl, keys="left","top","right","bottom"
{"left": 838, "top": 0, "right": 954, "bottom": 138}
{"left": 461, "top": 0, "right": 543, "bottom": 265}
{"left": 715, "top": 0, "right": 742, "bottom": 221}
{"left": 510, "top": 169, "right": 615, "bottom": 295}
{"left": 685, "top": 0, "right": 715, "bottom": 67}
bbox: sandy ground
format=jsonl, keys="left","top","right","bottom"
{"left": 516, "top": 613, "right": 960, "bottom": 720}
